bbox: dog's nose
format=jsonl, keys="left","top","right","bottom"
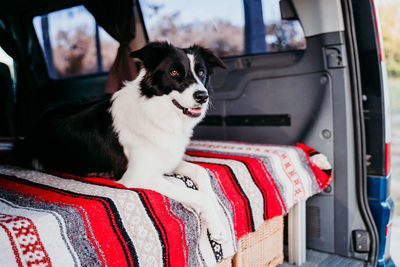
{"left": 193, "top": 91, "right": 209, "bottom": 104}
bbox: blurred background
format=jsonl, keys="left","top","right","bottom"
{"left": 378, "top": 0, "right": 400, "bottom": 265}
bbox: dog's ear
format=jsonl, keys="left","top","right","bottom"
{"left": 191, "top": 45, "right": 227, "bottom": 74}
{"left": 130, "top": 42, "right": 172, "bottom": 71}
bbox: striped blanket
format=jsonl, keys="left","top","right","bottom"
{"left": 0, "top": 140, "right": 332, "bottom": 267}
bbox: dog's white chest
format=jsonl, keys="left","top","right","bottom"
{"left": 110, "top": 69, "right": 203, "bottom": 174}
{"left": 117, "top": 125, "right": 189, "bottom": 174}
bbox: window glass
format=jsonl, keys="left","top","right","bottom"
{"left": 0, "top": 47, "right": 14, "bottom": 80}
{"left": 139, "top": 0, "right": 306, "bottom": 58}
{"left": 33, "top": 5, "right": 119, "bottom": 79}
{"left": 0, "top": 46, "right": 15, "bottom": 137}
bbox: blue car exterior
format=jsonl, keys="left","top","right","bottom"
{"left": 368, "top": 174, "right": 395, "bottom": 267}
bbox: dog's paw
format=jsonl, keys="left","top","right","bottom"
{"left": 201, "top": 204, "right": 229, "bottom": 243}
{"left": 310, "top": 153, "right": 332, "bottom": 170}
{"left": 207, "top": 219, "right": 229, "bottom": 243}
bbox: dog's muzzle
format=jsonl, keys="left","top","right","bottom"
{"left": 172, "top": 99, "right": 204, "bottom": 118}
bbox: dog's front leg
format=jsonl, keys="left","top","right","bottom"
{"left": 175, "top": 161, "right": 219, "bottom": 201}
{"left": 174, "top": 161, "right": 229, "bottom": 238}
{"left": 119, "top": 168, "right": 227, "bottom": 243}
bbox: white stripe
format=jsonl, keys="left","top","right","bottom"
{"left": 188, "top": 140, "right": 316, "bottom": 206}
{"left": 184, "top": 155, "right": 266, "bottom": 229}
{"left": 278, "top": 148, "right": 313, "bottom": 202}
{"left": 186, "top": 54, "right": 204, "bottom": 85}
{"left": 381, "top": 61, "right": 391, "bottom": 143}
{"left": 0, "top": 199, "right": 78, "bottom": 267}
{"left": 0, "top": 167, "right": 164, "bottom": 267}
{"left": 262, "top": 151, "right": 296, "bottom": 207}
{"left": 0, "top": 227, "right": 19, "bottom": 267}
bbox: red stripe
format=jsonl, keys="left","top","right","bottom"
{"left": 0, "top": 223, "right": 24, "bottom": 267}
{"left": 295, "top": 143, "right": 332, "bottom": 190}
{"left": 5, "top": 215, "right": 53, "bottom": 267}
{"left": 51, "top": 172, "right": 126, "bottom": 189}
{"left": 2, "top": 179, "right": 107, "bottom": 267}
{"left": 241, "top": 156, "right": 286, "bottom": 218}
{"left": 0, "top": 177, "right": 130, "bottom": 267}
{"left": 164, "top": 197, "right": 189, "bottom": 266}
{"left": 385, "top": 142, "right": 391, "bottom": 176}
{"left": 256, "top": 158, "right": 288, "bottom": 217}
{"left": 187, "top": 151, "right": 286, "bottom": 219}
{"left": 21, "top": 216, "right": 52, "bottom": 266}
{"left": 193, "top": 162, "right": 251, "bottom": 239}
{"left": 48, "top": 173, "right": 138, "bottom": 266}
{"left": 208, "top": 169, "right": 238, "bottom": 233}
{"left": 136, "top": 191, "right": 170, "bottom": 267}
{"left": 137, "top": 190, "right": 187, "bottom": 267}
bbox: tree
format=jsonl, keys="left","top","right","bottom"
{"left": 379, "top": 1, "right": 400, "bottom": 77}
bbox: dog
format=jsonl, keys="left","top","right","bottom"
{"left": 26, "top": 41, "right": 228, "bottom": 242}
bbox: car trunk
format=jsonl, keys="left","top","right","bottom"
{"left": 0, "top": 0, "right": 391, "bottom": 265}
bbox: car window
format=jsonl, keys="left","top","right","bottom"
{"left": 139, "top": 0, "right": 306, "bottom": 58}
{"left": 0, "top": 46, "right": 14, "bottom": 79}
{"left": 32, "top": 5, "right": 119, "bottom": 79}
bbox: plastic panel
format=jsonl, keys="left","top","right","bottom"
{"left": 193, "top": 32, "right": 369, "bottom": 260}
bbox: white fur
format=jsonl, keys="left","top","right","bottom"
{"left": 110, "top": 61, "right": 227, "bottom": 242}
{"left": 187, "top": 54, "right": 203, "bottom": 84}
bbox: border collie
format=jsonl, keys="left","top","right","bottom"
{"left": 27, "top": 42, "right": 228, "bottom": 242}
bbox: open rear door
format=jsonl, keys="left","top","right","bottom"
{"left": 138, "top": 0, "right": 381, "bottom": 264}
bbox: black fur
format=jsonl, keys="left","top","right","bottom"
{"left": 23, "top": 42, "right": 226, "bottom": 179}
{"left": 130, "top": 42, "right": 226, "bottom": 97}
{"left": 25, "top": 98, "right": 127, "bottom": 179}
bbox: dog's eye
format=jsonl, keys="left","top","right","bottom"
{"left": 198, "top": 70, "right": 205, "bottom": 78}
{"left": 170, "top": 69, "right": 180, "bottom": 77}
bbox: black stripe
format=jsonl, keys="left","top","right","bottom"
{"left": 308, "top": 151, "right": 319, "bottom": 157}
{"left": 199, "top": 114, "right": 291, "bottom": 126}
{"left": 187, "top": 162, "right": 255, "bottom": 232}
{"left": 0, "top": 187, "right": 101, "bottom": 266}
{"left": 240, "top": 160, "right": 269, "bottom": 220}
{"left": 204, "top": 156, "right": 270, "bottom": 220}
{"left": 0, "top": 174, "right": 139, "bottom": 267}
{"left": 188, "top": 153, "right": 279, "bottom": 220}
{"left": 136, "top": 190, "right": 169, "bottom": 267}
{"left": 198, "top": 115, "right": 223, "bottom": 126}
{"left": 226, "top": 114, "right": 291, "bottom": 126}
{"left": 210, "top": 157, "right": 269, "bottom": 220}
{"left": 221, "top": 165, "right": 255, "bottom": 232}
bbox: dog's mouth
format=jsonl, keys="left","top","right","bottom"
{"left": 172, "top": 99, "right": 203, "bottom": 118}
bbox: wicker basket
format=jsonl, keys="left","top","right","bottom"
{"left": 217, "top": 215, "right": 284, "bottom": 267}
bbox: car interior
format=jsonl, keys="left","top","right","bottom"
{"left": 0, "top": 0, "right": 390, "bottom": 266}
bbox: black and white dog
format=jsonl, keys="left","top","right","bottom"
{"left": 27, "top": 42, "right": 228, "bottom": 241}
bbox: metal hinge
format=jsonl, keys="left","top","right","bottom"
{"left": 352, "top": 230, "right": 370, "bottom": 253}
{"left": 325, "top": 45, "right": 345, "bottom": 69}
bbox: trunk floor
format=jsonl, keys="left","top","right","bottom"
{"left": 279, "top": 248, "right": 366, "bottom": 267}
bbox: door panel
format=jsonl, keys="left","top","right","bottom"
{"left": 194, "top": 32, "right": 368, "bottom": 259}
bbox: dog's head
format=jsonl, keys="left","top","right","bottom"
{"left": 130, "top": 42, "right": 226, "bottom": 119}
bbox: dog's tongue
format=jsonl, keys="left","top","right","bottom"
{"left": 189, "top": 107, "right": 202, "bottom": 114}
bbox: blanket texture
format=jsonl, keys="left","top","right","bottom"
{"left": 0, "top": 141, "right": 332, "bottom": 267}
